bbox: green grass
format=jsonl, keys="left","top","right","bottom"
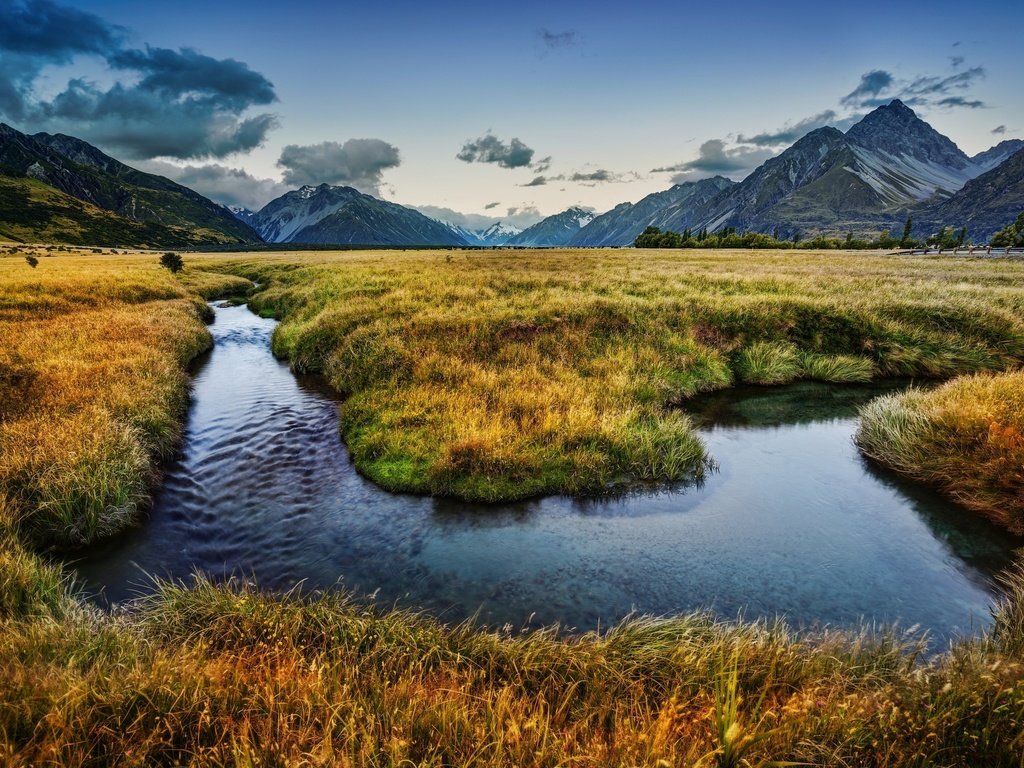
{"left": 3, "top": 248, "right": 1024, "bottom": 766}
{"left": 195, "top": 247, "right": 1024, "bottom": 503}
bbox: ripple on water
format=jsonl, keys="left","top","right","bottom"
{"left": 70, "top": 304, "right": 1024, "bottom": 644}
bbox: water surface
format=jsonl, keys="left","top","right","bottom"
{"left": 72, "top": 305, "right": 1023, "bottom": 642}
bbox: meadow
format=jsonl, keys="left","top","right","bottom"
{"left": 2, "top": 246, "right": 1024, "bottom": 765}
{"left": 213, "top": 247, "right": 1024, "bottom": 505}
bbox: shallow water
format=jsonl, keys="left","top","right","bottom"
{"left": 71, "top": 304, "right": 1024, "bottom": 642}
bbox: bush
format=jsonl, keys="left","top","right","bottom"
{"left": 160, "top": 252, "right": 184, "bottom": 273}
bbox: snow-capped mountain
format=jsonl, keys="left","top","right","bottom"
{"left": 227, "top": 205, "right": 258, "bottom": 225}
{"left": 571, "top": 101, "right": 1024, "bottom": 244}
{"left": 479, "top": 221, "right": 522, "bottom": 245}
{"left": 247, "top": 184, "right": 467, "bottom": 246}
{"left": 506, "top": 207, "right": 596, "bottom": 246}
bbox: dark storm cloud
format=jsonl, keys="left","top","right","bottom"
{"left": 276, "top": 139, "right": 401, "bottom": 193}
{"left": 457, "top": 134, "right": 536, "bottom": 169}
{"left": 538, "top": 29, "right": 577, "bottom": 48}
{"left": 0, "top": 0, "right": 280, "bottom": 159}
{"left": 110, "top": 47, "right": 276, "bottom": 110}
{"left": 0, "top": 0, "right": 123, "bottom": 59}
{"left": 841, "top": 70, "right": 894, "bottom": 107}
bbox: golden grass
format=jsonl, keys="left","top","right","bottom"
{"left": 3, "top": 248, "right": 1024, "bottom": 766}
{"left": 0, "top": 250, "right": 251, "bottom": 546}
{"left": 196, "top": 247, "right": 1024, "bottom": 502}
{"left": 857, "top": 370, "right": 1024, "bottom": 532}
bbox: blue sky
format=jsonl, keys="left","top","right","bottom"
{"left": 2, "top": 0, "right": 1022, "bottom": 226}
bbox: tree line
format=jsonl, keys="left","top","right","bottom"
{"left": 635, "top": 212, "right": 1024, "bottom": 250}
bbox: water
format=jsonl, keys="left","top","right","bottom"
{"left": 70, "top": 304, "right": 1023, "bottom": 642}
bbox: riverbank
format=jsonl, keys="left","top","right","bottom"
{"left": 3, "top": 248, "right": 1024, "bottom": 765}
{"left": 208, "top": 247, "right": 1024, "bottom": 505}
{"left": 857, "top": 371, "right": 1024, "bottom": 533}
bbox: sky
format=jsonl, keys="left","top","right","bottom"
{"left": 2, "top": 0, "right": 1022, "bottom": 228}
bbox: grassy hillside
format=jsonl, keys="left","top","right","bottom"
{"left": 0, "top": 175, "right": 250, "bottom": 247}
{"left": 199, "top": 248, "right": 1024, "bottom": 503}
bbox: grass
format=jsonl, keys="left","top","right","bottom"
{"left": 857, "top": 370, "right": 1024, "bottom": 532}
{"left": 3, "top": 247, "right": 1024, "bottom": 765}
{"left": 198, "top": 247, "right": 1024, "bottom": 502}
{"left": 0, "top": 248, "right": 252, "bottom": 547}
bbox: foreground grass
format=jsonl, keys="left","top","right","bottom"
{"left": 1, "top": 572, "right": 1023, "bottom": 767}
{"left": 204, "top": 248, "right": 1024, "bottom": 502}
{"left": 857, "top": 371, "right": 1024, "bottom": 532}
{"left": 3, "top": 249, "right": 1024, "bottom": 765}
{"left": 0, "top": 250, "right": 251, "bottom": 547}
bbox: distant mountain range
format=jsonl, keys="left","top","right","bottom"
{"left": 570, "top": 101, "right": 1024, "bottom": 245}
{"left": 2, "top": 101, "right": 1022, "bottom": 248}
{"left": 0, "top": 123, "right": 260, "bottom": 247}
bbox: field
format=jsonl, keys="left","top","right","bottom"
{"left": 212, "top": 247, "right": 1024, "bottom": 504}
{"left": 2, "top": 247, "right": 1024, "bottom": 765}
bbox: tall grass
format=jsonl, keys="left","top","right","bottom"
{"left": 201, "top": 247, "right": 1024, "bottom": 502}
{"left": 857, "top": 370, "right": 1024, "bottom": 532}
{"left": 3, "top": 248, "right": 1024, "bottom": 765}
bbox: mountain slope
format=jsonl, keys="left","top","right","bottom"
{"left": 570, "top": 177, "right": 734, "bottom": 246}
{"left": 505, "top": 207, "right": 594, "bottom": 246}
{"left": 0, "top": 123, "right": 260, "bottom": 245}
{"left": 251, "top": 184, "right": 467, "bottom": 246}
{"left": 918, "top": 148, "right": 1024, "bottom": 241}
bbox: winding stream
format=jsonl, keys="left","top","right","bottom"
{"left": 72, "top": 304, "right": 1023, "bottom": 642}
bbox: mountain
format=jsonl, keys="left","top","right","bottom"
{"left": 972, "top": 140, "right": 1024, "bottom": 172}
{"left": 249, "top": 184, "right": 467, "bottom": 246}
{"left": 0, "top": 123, "right": 260, "bottom": 246}
{"left": 505, "top": 207, "right": 595, "bottom": 247}
{"left": 570, "top": 177, "right": 734, "bottom": 246}
{"left": 576, "top": 101, "right": 1022, "bottom": 244}
{"left": 478, "top": 221, "right": 522, "bottom": 245}
{"left": 917, "top": 148, "right": 1024, "bottom": 242}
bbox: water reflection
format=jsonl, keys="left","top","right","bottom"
{"left": 69, "top": 305, "right": 1024, "bottom": 643}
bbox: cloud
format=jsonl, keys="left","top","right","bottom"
{"left": 411, "top": 204, "right": 544, "bottom": 231}
{"left": 0, "top": 0, "right": 279, "bottom": 159}
{"left": 737, "top": 110, "right": 840, "bottom": 146}
{"left": 532, "top": 155, "right": 552, "bottom": 173}
{"left": 504, "top": 206, "right": 544, "bottom": 227}
{"left": 841, "top": 65, "right": 987, "bottom": 111}
{"left": 992, "top": 125, "right": 1007, "bottom": 135}
{"left": 139, "top": 160, "right": 288, "bottom": 210}
{"left": 522, "top": 175, "right": 549, "bottom": 186}
{"left": 276, "top": 139, "right": 401, "bottom": 193}
{"left": 538, "top": 29, "right": 577, "bottom": 48}
{"left": 935, "top": 96, "right": 985, "bottom": 109}
{"left": 654, "top": 139, "right": 774, "bottom": 182}
{"left": 0, "top": 0, "right": 122, "bottom": 59}
{"left": 457, "top": 134, "right": 535, "bottom": 169}
{"left": 483, "top": 201, "right": 500, "bottom": 209}
{"left": 841, "top": 70, "right": 894, "bottom": 107}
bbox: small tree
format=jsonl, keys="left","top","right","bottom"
{"left": 900, "top": 216, "right": 913, "bottom": 248}
{"left": 25, "top": 255, "right": 38, "bottom": 268}
{"left": 160, "top": 252, "right": 184, "bottom": 273}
